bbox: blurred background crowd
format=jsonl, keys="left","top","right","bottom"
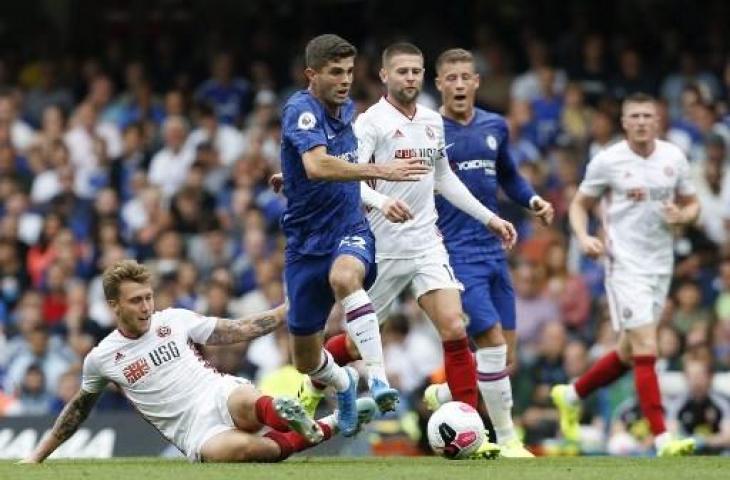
{"left": 0, "top": 0, "right": 729, "bottom": 456}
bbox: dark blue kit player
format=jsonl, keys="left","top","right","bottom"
{"left": 278, "top": 34, "right": 429, "bottom": 435}
{"left": 424, "top": 48, "right": 553, "bottom": 457}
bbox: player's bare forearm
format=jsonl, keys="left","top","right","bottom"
{"left": 568, "top": 192, "right": 594, "bottom": 239}
{"left": 206, "top": 304, "right": 285, "bottom": 345}
{"left": 303, "top": 146, "right": 428, "bottom": 181}
{"left": 303, "top": 147, "right": 384, "bottom": 181}
{"left": 26, "top": 389, "right": 101, "bottom": 463}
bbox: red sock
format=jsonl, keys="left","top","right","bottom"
{"left": 574, "top": 350, "right": 629, "bottom": 398}
{"left": 443, "top": 337, "right": 478, "bottom": 408}
{"left": 325, "top": 333, "right": 359, "bottom": 365}
{"left": 255, "top": 396, "right": 289, "bottom": 432}
{"left": 633, "top": 355, "right": 666, "bottom": 436}
{"left": 310, "top": 334, "right": 360, "bottom": 390}
{"left": 264, "top": 421, "right": 333, "bottom": 460}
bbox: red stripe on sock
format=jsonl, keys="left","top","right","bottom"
{"left": 633, "top": 355, "right": 666, "bottom": 436}
{"left": 255, "top": 396, "right": 289, "bottom": 432}
{"left": 443, "top": 337, "right": 478, "bottom": 408}
{"left": 574, "top": 350, "right": 629, "bottom": 398}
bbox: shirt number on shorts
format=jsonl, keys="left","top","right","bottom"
{"left": 340, "top": 236, "right": 367, "bottom": 250}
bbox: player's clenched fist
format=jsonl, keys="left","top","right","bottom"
{"left": 269, "top": 173, "right": 284, "bottom": 193}
{"left": 530, "top": 196, "right": 554, "bottom": 226}
{"left": 577, "top": 235, "right": 604, "bottom": 258}
{"left": 384, "top": 157, "right": 431, "bottom": 181}
{"left": 382, "top": 198, "right": 413, "bottom": 223}
{"left": 487, "top": 216, "right": 518, "bottom": 250}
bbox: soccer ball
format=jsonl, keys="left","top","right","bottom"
{"left": 427, "top": 401, "right": 485, "bottom": 459}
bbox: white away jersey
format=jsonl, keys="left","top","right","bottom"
{"left": 81, "top": 308, "right": 222, "bottom": 450}
{"left": 355, "top": 97, "right": 447, "bottom": 259}
{"left": 579, "top": 139, "right": 696, "bottom": 274}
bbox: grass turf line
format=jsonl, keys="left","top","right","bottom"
{"left": 2, "top": 456, "right": 729, "bottom": 480}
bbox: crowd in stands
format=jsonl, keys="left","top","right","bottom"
{"left": 1, "top": 5, "right": 730, "bottom": 454}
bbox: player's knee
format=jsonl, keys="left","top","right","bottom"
{"left": 329, "top": 268, "right": 361, "bottom": 295}
{"left": 436, "top": 311, "right": 468, "bottom": 341}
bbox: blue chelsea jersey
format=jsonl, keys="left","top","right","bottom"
{"left": 436, "top": 108, "right": 536, "bottom": 263}
{"left": 280, "top": 90, "right": 365, "bottom": 257}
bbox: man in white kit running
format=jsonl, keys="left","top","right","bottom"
{"left": 297, "top": 43, "right": 515, "bottom": 458}
{"left": 551, "top": 92, "right": 698, "bottom": 457}
{"left": 20, "top": 260, "right": 376, "bottom": 464}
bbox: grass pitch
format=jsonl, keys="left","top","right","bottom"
{"left": 2, "top": 456, "right": 728, "bottom": 480}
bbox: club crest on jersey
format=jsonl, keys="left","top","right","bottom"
{"left": 393, "top": 129, "right": 405, "bottom": 139}
{"left": 486, "top": 134, "right": 498, "bottom": 150}
{"left": 425, "top": 125, "right": 435, "bottom": 140}
{"left": 664, "top": 166, "right": 675, "bottom": 177}
{"left": 157, "top": 325, "right": 171, "bottom": 338}
{"left": 297, "top": 111, "right": 316, "bottom": 130}
{"left": 114, "top": 351, "right": 125, "bottom": 363}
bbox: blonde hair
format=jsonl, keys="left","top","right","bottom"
{"left": 435, "top": 48, "right": 474, "bottom": 74}
{"left": 102, "top": 259, "right": 152, "bottom": 301}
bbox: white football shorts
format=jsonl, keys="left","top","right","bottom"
{"left": 604, "top": 271, "right": 670, "bottom": 331}
{"left": 368, "top": 247, "right": 463, "bottom": 323}
{"left": 186, "top": 375, "right": 251, "bottom": 462}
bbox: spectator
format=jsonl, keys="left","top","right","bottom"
{"left": 195, "top": 52, "right": 252, "bottom": 125}
{"left": 16, "top": 364, "right": 52, "bottom": 415}
{"left": 186, "top": 103, "right": 245, "bottom": 167}
{"left": 667, "top": 358, "right": 730, "bottom": 454}
{"left": 147, "top": 115, "right": 194, "bottom": 198}
{"left": 514, "top": 262, "right": 561, "bottom": 356}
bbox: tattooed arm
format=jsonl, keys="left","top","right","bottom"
{"left": 206, "top": 304, "right": 287, "bottom": 345}
{"left": 21, "top": 389, "right": 103, "bottom": 463}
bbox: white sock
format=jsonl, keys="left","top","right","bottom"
{"left": 565, "top": 384, "right": 580, "bottom": 404}
{"left": 341, "top": 289, "right": 387, "bottom": 385}
{"left": 476, "top": 345, "right": 517, "bottom": 444}
{"left": 654, "top": 431, "right": 672, "bottom": 451}
{"left": 308, "top": 350, "right": 350, "bottom": 392}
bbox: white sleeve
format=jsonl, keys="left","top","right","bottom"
{"left": 170, "top": 308, "right": 218, "bottom": 343}
{"left": 354, "top": 114, "right": 377, "bottom": 165}
{"left": 434, "top": 151, "right": 495, "bottom": 226}
{"left": 361, "top": 182, "right": 388, "bottom": 210}
{"left": 578, "top": 154, "right": 609, "bottom": 197}
{"left": 81, "top": 351, "right": 107, "bottom": 394}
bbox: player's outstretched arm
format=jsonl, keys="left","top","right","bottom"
{"left": 20, "top": 389, "right": 103, "bottom": 463}
{"left": 206, "top": 304, "right": 287, "bottom": 345}
{"left": 302, "top": 146, "right": 429, "bottom": 182}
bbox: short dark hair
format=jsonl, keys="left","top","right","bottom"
{"left": 435, "top": 48, "right": 474, "bottom": 73}
{"left": 622, "top": 92, "right": 656, "bottom": 113}
{"left": 382, "top": 42, "right": 423, "bottom": 67}
{"left": 305, "top": 34, "right": 357, "bottom": 71}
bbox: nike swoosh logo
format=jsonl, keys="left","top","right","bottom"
{"left": 443, "top": 143, "right": 455, "bottom": 151}
{"left": 327, "top": 134, "right": 336, "bottom": 140}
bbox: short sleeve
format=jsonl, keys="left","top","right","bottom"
{"left": 578, "top": 154, "right": 610, "bottom": 197}
{"left": 354, "top": 113, "right": 378, "bottom": 164}
{"left": 282, "top": 102, "right": 327, "bottom": 155}
{"left": 168, "top": 308, "right": 218, "bottom": 344}
{"left": 81, "top": 352, "right": 107, "bottom": 394}
{"left": 675, "top": 153, "right": 696, "bottom": 196}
